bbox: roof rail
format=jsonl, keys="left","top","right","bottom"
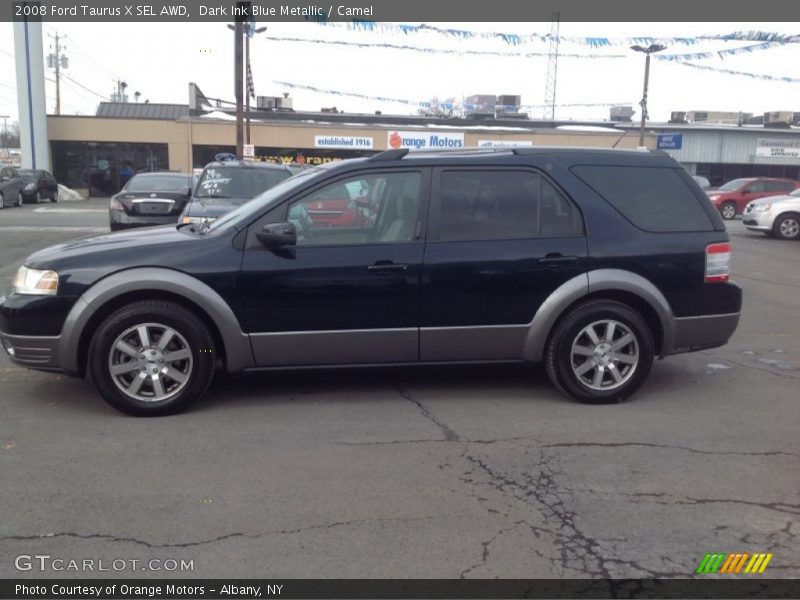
{"left": 367, "top": 148, "right": 409, "bottom": 162}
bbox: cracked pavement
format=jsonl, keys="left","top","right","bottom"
{"left": 1, "top": 214, "right": 798, "bottom": 579}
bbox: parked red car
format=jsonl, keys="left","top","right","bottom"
{"left": 707, "top": 177, "right": 800, "bottom": 220}
{"left": 302, "top": 181, "right": 374, "bottom": 227}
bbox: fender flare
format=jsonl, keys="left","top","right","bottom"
{"left": 59, "top": 267, "right": 254, "bottom": 374}
{"left": 522, "top": 269, "right": 674, "bottom": 362}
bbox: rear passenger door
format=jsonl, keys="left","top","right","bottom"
{"left": 420, "top": 167, "right": 587, "bottom": 361}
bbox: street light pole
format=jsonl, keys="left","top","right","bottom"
{"left": 631, "top": 44, "right": 667, "bottom": 148}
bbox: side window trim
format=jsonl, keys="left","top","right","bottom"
{"left": 427, "top": 165, "right": 585, "bottom": 242}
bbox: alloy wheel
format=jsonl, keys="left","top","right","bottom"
{"left": 107, "top": 322, "right": 193, "bottom": 402}
{"left": 570, "top": 319, "right": 639, "bottom": 391}
{"left": 721, "top": 204, "right": 736, "bottom": 220}
{"left": 778, "top": 217, "right": 800, "bottom": 239}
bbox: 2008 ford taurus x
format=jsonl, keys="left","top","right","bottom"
{"left": 0, "top": 148, "right": 742, "bottom": 416}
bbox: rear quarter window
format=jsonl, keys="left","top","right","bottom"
{"left": 571, "top": 165, "right": 714, "bottom": 232}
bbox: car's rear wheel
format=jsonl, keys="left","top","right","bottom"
{"left": 35, "top": 192, "right": 42, "bottom": 203}
{"left": 546, "top": 300, "right": 654, "bottom": 404}
{"left": 51, "top": 190, "right": 58, "bottom": 203}
{"left": 16, "top": 192, "right": 23, "bottom": 207}
{"left": 720, "top": 202, "right": 737, "bottom": 220}
{"left": 88, "top": 300, "right": 216, "bottom": 416}
{"left": 773, "top": 213, "right": 800, "bottom": 241}
{"left": 0, "top": 193, "right": 4, "bottom": 209}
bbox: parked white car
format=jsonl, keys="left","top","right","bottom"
{"left": 743, "top": 189, "right": 800, "bottom": 240}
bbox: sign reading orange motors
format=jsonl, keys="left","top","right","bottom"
{"left": 388, "top": 131, "right": 465, "bottom": 150}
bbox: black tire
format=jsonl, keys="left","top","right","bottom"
{"left": 720, "top": 202, "right": 737, "bottom": 220}
{"left": 772, "top": 213, "right": 800, "bottom": 241}
{"left": 16, "top": 192, "right": 23, "bottom": 207}
{"left": 545, "top": 299, "right": 655, "bottom": 404}
{"left": 87, "top": 300, "right": 216, "bottom": 416}
{"left": 35, "top": 192, "right": 42, "bottom": 203}
{"left": 0, "top": 192, "right": 4, "bottom": 209}
{"left": 51, "top": 191, "right": 58, "bottom": 203}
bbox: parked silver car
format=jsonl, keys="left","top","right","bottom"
{"left": 0, "top": 165, "right": 24, "bottom": 208}
{"left": 743, "top": 188, "right": 800, "bottom": 240}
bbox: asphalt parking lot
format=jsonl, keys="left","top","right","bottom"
{"left": 0, "top": 198, "right": 798, "bottom": 579}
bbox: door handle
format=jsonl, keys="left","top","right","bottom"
{"left": 538, "top": 254, "right": 579, "bottom": 265}
{"left": 368, "top": 261, "right": 409, "bottom": 274}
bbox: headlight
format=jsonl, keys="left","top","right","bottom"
{"left": 182, "top": 216, "right": 214, "bottom": 225}
{"left": 24, "top": 183, "right": 36, "bottom": 191}
{"left": 12, "top": 266, "right": 59, "bottom": 296}
{"left": 752, "top": 203, "right": 772, "bottom": 212}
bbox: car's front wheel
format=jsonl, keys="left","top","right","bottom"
{"left": 720, "top": 202, "right": 737, "bottom": 220}
{"left": 88, "top": 300, "right": 216, "bottom": 416}
{"left": 16, "top": 192, "right": 23, "bottom": 207}
{"left": 0, "top": 193, "right": 4, "bottom": 209}
{"left": 546, "top": 300, "right": 654, "bottom": 404}
{"left": 773, "top": 213, "right": 800, "bottom": 241}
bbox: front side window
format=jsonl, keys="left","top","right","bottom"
{"left": 287, "top": 171, "right": 422, "bottom": 246}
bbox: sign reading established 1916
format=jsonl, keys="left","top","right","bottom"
{"left": 656, "top": 133, "right": 683, "bottom": 150}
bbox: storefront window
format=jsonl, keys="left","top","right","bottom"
{"left": 51, "top": 141, "right": 169, "bottom": 196}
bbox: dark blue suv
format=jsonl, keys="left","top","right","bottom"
{"left": 0, "top": 148, "right": 741, "bottom": 415}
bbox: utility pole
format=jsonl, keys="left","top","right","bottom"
{"left": 47, "top": 32, "right": 68, "bottom": 115}
{"left": 234, "top": 20, "right": 244, "bottom": 159}
{"left": 245, "top": 22, "right": 267, "bottom": 145}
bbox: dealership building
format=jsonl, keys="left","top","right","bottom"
{"left": 43, "top": 85, "right": 800, "bottom": 196}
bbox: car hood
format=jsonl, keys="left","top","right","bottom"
{"left": 26, "top": 225, "right": 194, "bottom": 267}
{"left": 183, "top": 197, "right": 250, "bottom": 218}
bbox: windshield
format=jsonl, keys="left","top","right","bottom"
{"left": 126, "top": 174, "right": 190, "bottom": 192}
{"left": 206, "top": 168, "right": 325, "bottom": 232}
{"left": 194, "top": 166, "right": 291, "bottom": 199}
{"left": 718, "top": 178, "right": 750, "bottom": 192}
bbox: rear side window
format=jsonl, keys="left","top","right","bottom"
{"left": 438, "top": 170, "right": 581, "bottom": 241}
{"left": 571, "top": 165, "right": 713, "bottom": 232}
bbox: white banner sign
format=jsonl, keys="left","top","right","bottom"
{"left": 388, "top": 131, "right": 465, "bottom": 150}
{"left": 477, "top": 140, "right": 534, "bottom": 148}
{"left": 243, "top": 144, "right": 255, "bottom": 158}
{"left": 755, "top": 138, "right": 800, "bottom": 159}
{"left": 314, "top": 135, "right": 374, "bottom": 149}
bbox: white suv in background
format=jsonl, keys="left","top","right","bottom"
{"left": 743, "top": 189, "right": 800, "bottom": 240}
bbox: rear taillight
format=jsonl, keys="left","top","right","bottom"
{"left": 109, "top": 198, "right": 124, "bottom": 210}
{"left": 705, "top": 242, "right": 731, "bottom": 282}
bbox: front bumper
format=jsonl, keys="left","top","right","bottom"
{"left": 742, "top": 211, "right": 773, "bottom": 231}
{"left": 0, "top": 331, "right": 62, "bottom": 371}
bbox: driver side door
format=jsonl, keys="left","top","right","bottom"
{"left": 238, "top": 168, "right": 430, "bottom": 367}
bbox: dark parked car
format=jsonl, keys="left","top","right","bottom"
{"left": 0, "top": 147, "right": 741, "bottom": 416}
{"left": 181, "top": 161, "right": 294, "bottom": 225}
{"left": 0, "top": 165, "right": 24, "bottom": 208}
{"left": 109, "top": 172, "right": 194, "bottom": 231}
{"left": 19, "top": 169, "right": 59, "bottom": 203}
{"left": 707, "top": 177, "right": 800, "bottom": 220}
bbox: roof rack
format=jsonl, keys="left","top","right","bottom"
{"left": 367, "top": 148, "right": 409, "bottom": 162}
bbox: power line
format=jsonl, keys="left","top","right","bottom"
{"left": 62, "top": 73, "right": 106, "bottom": 99}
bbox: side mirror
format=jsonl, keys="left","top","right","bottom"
{"left": 355, "top": 196, "right": 370, "bottom": 208}
{"left": 256, "top": 222, "right": 296, "bottom": 248}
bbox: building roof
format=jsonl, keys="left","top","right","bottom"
{"left": 96, "top": 102, "right": 190, "bottom": 120}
